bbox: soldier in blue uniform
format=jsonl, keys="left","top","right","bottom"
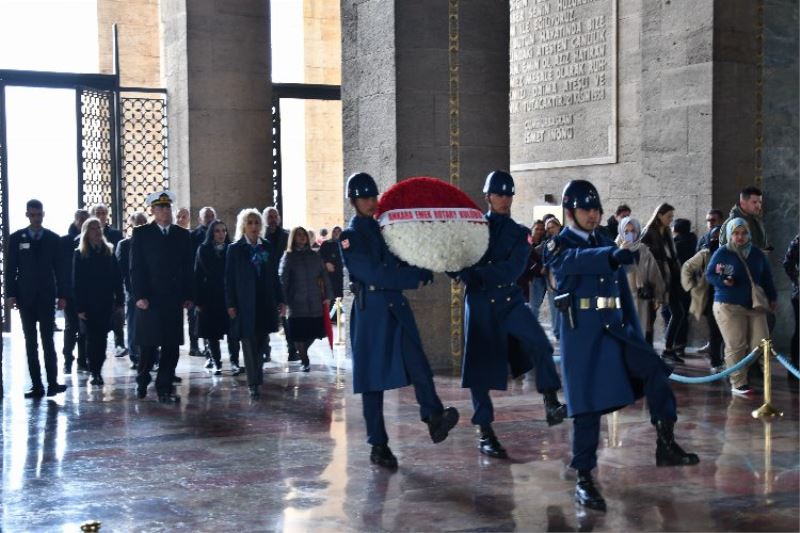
{"left": 450, "top": 170, "right": 566, "bottom": 459}
{"left": 340, "top": 172, "right": 460, "bottom": 469}
{"left": 545, "top": 180, "right": 699, "bottom": 511}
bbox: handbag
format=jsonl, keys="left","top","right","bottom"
{"left": 736, "top": 251, "right": 770, "bottom": 313}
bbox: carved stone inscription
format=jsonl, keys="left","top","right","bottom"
{"left": 509, "top": 0, "right": 617, "bottom": 170}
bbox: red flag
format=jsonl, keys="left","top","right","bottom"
{"left": 322, "top": 300, "right": 334, "bottom": 351}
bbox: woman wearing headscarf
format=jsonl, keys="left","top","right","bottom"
{"left": 73, "top": 217, "right": 125, "bottom": 385}
{"left": 641, "top": 203, "right": 687, "bottom": 362}
{"left": 681, "top": 226, "right": 724, "bottom": 372}
{"left": 279, "top": 226, "right": 334, "bottom": 372}
{"left": 615, "top": 216, "right": 665, "bottom": 343}
{"left": 195, "top": 220, "right": 240, "bottom": 375}
{"left": 706, "top": 218, "right": 777, "bottom": 395}
{"left": 226, "top": 209, "right": 284, "bottom": 398}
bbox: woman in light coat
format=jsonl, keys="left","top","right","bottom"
{"left": 615, "top": 217, "right": 665, "bottom": 345}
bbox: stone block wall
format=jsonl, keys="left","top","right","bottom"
{"left": 98, "top": 0, "right": 161, "bottom": 87}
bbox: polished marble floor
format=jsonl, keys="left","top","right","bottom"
{"left": 1, "top": 319, "right": 798, "bottom": 532}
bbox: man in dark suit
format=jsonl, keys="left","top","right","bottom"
{"left": 5, "top": 199, "right": 68, "bottom": 398}
{"left": 61, "top": 209, "right": 90, "bottom": 373}
{"left": 116, "top": 211, "right": 148, "bottom": 369}
{"left": 90, "top": 203, "right": 126, "bottom": 357}
{"left": 262, "top": 206, "right": 295, "bottom": 363}
{"left": 190, "top": 206, "right": 216, "bottom": 359}
{"left": 131, "top": 191, "right": 194, "bottom": 403}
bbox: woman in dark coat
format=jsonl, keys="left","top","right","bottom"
{"left": 194, "top": 220, "right": 239, "bottom": 375}
{"left": 225, "top": 209, "right": 284, "bottom": 398}
{"left": 73, "top": 217, "right": 125, "bottom": 385}
{"left": 279, "top": 226, "right": 333, "bottom": 372}
{"left": 641, "top": 203, "right": 687, "bottom": 363}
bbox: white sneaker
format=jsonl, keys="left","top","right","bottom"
{"left": 731, "top": 384, "right": 753, "bottom": 396}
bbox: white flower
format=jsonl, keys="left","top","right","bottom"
{"left": 382, "top": 220, "right": 489, "bottom": 272}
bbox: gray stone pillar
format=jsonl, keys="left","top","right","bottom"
{"left": 161, "top": 0, "right": 272, "bottom": 226}
{"left": 342, "top": 0, "right": 509, "bottom": 369}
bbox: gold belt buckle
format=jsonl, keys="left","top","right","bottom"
{"left": 579, "top": 298, "right": 591, "bottom": 310}
{"left": 596, "top": 297, "right": 620, "bottom": 309}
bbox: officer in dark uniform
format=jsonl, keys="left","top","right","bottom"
{"left": 545, "top": 180, "right": 699, "bottom": 512}
{"left": 340, "top": 172, "right": 459, "bottom": 468}
{"left": 451, "top": 170, "right": 566, "bottom": 459}
{"left": 131, "top": 191, "right": 194, "bottom": 403}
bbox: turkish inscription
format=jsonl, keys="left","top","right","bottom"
{"left": 509, "top": 0, "right": 617, "bottom": 170}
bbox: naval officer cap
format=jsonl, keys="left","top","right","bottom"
{"left": 146, "top": 190, "right": 177, "bottom": 207}
{"left": 483, "top": 170, "right": 515, "bottom": 196}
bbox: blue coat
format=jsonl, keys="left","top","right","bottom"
{"left": 545, "top": 227, "right": 671, "bottom": 417}
{"left": 340, "top": 215, "right": 432, "bottom": 394}
{"left": 457, "top": 212, "right": 554, "bottom": 390}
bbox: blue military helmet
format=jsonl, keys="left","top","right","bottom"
{"left": 482, "top": 170, "right": 515, "bottom": 196}
{"left": 346, "top": 172, "right": 380, "bottom": 198}
{"left": 561, "top": 180, "right": 603, "bottom": 212}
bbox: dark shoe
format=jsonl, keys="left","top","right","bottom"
{"left": 301, "top": 363, "right": 311, "bottom": 373}
{"left": 576, "top": 471, "right": 606, "bottom": 512}
{"left": 137, "top": 386, "right": 147, "bottom": 399}
{"left": 189, "top": 347, "right": 203, "bottom": 357}
{"left": 213, "top": 368, "right": 223, "bottom": 376}
{"left": 204, "top": 358, "right": 214, "bottom": 370}
{"left": 47, "top": 384, "right": 68, "bottom": 397}
{"left": 731, "top": 383, "right": 753, "bottom": 396}
{"left": 114, "top": 346, "right": 128, "bottom": 358}
{"left": 231, "top": 363, "right": 243, "bottom": 376}
{"left": 249, "top": 385, "right": 260, "bottom": 398}
{"left": 426, "top": 406, "right": 460, "bottom": 444}
{"left": 370, "top": 444, "right": 398, "bottom": 469}
{"left": 655, "top": 420, "right": 700, "bottom": 467}
{"left": 543, "top": 390, "right": 567, "bottom": 426}
{"left": 130, "top": 363, "right": 139, "bottom": 370}
{"left": 90, "top": 374, "right": 104, "bottom": 386}
{"left": 287, "top": 352, "right": 301, "bottom": 363}
{"left": 24, "top": 387, "right": 45, "bottom": 399}
{"left": 63, "top": 362, "right": 73, "bottom": 374}
{"left": 158, "top": 393, "right": 181, "bottom": 404}
{"left": 77, "top": 362, "right": 89, "bottom": 373}
{"left": 478, "top": 430, "right": 508, "bottom": 459}
{"left": 172, "top": 376, "right": 182, "bottom": 384}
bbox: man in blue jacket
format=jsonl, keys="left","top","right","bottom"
{"left": 545, "top": 180, "right": 698, "bottom": 512}
{"left": 451, "top": 170, "right": 566, "bottom": 459}
{"left": 340, "top": 172, "right": 459, "bottom": 469}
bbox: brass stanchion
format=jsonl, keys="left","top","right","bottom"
{"left": 334, "top": 297, "right": 345, "bottom": 345}
{"left": 752, "top": 338, "right": 783, "bottom": 418}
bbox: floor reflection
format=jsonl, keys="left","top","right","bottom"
{"left": 1, "top": 330, "right": 798, "bottom": 531}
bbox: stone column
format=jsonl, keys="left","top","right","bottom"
{"left": 342, "top": 0, "right": 509, "bottom": 368}
{"left": 97, "top": 0, "right": 161, "bottom": 87}
{"left": 160, "top": 0, "right": 272, "bottom": 226}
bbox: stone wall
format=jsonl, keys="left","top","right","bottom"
{"left": 98, "top": 0, "right": 161, "bottom": 87}
{"left": 160, "top": 0, "right": 272, "bottom": 227}
{"left": 303, "top": 0, "right": 344, "bottom": 233}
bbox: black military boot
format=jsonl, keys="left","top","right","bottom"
{"left": 543, "top": 391, "right": 567, "bottom": 426}
{"left": 370, "top": 444, "right": 398, "bottom": 469}
{"left": 426, "top": 406, "right": 460, "bottom": 443}
{"left": 478, "top": 426, "right": 508, "bottom": 459}
{"left": 575, "top": 470, "right": 606, "bottom": 512}
{"left": 655, "top": 420, "right": 700, "bottom": 467}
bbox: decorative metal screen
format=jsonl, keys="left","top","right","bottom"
{"left": 120, "top": 93, "right": 169, "bottom": 227}
{"left": 271, "top": 95, "right": 282, "bottom": 213}
{"left": 77, "top": 88, "right": 115, "bottom": 214}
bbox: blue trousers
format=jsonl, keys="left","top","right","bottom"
{"left": 361, "top": 336, "right": 444, "bottom": 446}
{"left": 470, "top": 387, "right": 493, "bottom": 426}
{"left": 570, "top": 347, "right": 677, "bottom": 471}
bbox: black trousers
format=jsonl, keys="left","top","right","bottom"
{"left": 188, "top": 308, "right": 199, "bottom": 351}
{"left": 704, "top": 297, "right": 724, "bottom": 367}
{"left": 111, "top": 306, "right": 125, "bottom": 348}
{"left": 241, "top": 333, "right": 267, "bottom": 386}
{"left": 570, "top": 349, "right": 677, "bottom": 472}
{"left": 84, "top": 320, "right": 108, "bottom": 375}
{"left": 282, "top": 316, "right": 297, "bottom": 358}
{"left": 208, "top": 336, "right": 240, "bottom": 365}
{"left": 664, "top": 287, "right": 689, "bottom": 350}
{"left": 20, "top": 302, "right": 58, "bottom": 389}
{"left": 62, "top": 299, "right": 86, "bottom": 366}
{"left": 137, "top": 344, "right": 179, "bottom": 395}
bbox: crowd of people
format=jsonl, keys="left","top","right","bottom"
{"left": 4, "top": 194, "right": 346, "bottom": 401}
{"left": 518, "top": 185, "right": 799, "bottom": 395}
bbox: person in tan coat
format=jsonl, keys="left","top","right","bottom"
{"left": 615, "top": 217, "right": 665, "bottom": 345}
{"left": 681, "top": 226, "right": 724, "bottom": 372}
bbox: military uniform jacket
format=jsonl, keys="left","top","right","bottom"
{"left": 545, "top": 227, "right": 670, "bottom": 417}
{"left": 340, "top": 215, "right": 432, "bottom": 394}
{"left": 130, "top": 222, "right": 193, "bottom": 346}
{"left": 458, "top": 212, "right": 552, "bottom": 390}
{"left": 5, "top": 228, "right": 65, "bottom": 309}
